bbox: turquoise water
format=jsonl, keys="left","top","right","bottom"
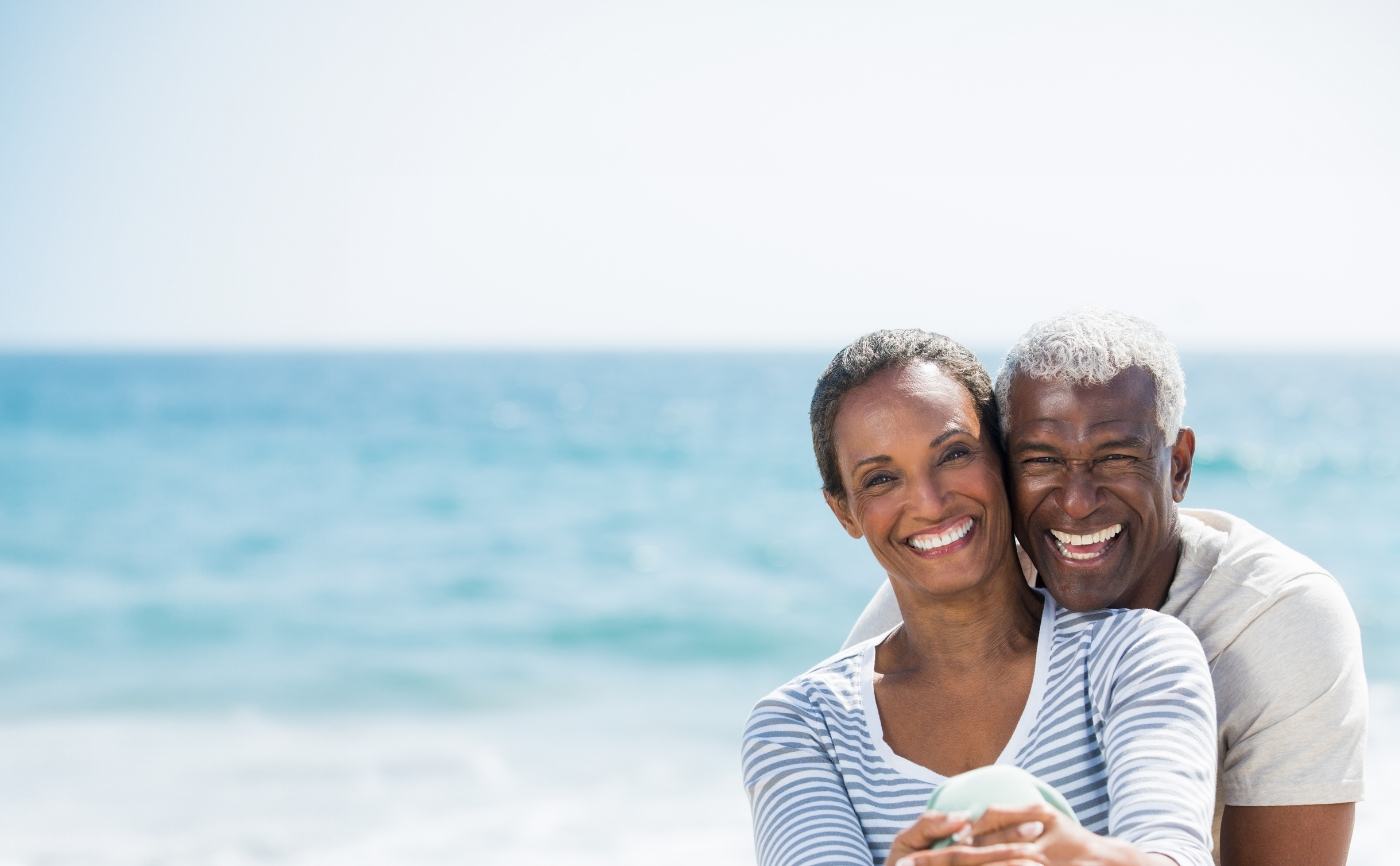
{"left": 1, "top": 351, "right": 1397, "bottom": 864}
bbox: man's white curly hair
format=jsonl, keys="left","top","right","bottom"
{"left": 994, "top": 309, "right": 1186, "bottom": 441}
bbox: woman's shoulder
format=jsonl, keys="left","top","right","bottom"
{"left": 1052, "top": 599, "right": 1201, "bottom": 646}
{"left": 743, "top": 637, "right": 880, "bottom": 741}
{"left": 1049, "top": 601, "right": 1207, "bottom": 675}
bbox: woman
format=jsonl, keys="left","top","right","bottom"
{"left": 742, "top": 330, "right": 1215, "bottom": 866}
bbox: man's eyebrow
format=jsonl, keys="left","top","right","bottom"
{"left": 1011, "top": 440, "right": 1059, "bottom": 454}
{"left": 1098, "top": 436, "right": 1153, "bottom": 451}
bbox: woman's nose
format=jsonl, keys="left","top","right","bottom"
{"left": 908, "top": 473, "right": 947, "bottom": 515}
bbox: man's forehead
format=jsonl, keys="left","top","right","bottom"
{"left": 1007, "top": 368, "right": 1159, "bottom": 432}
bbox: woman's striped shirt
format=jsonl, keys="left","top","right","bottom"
{"left": 741, "top": 592, "right": 1216, "bottom": 866}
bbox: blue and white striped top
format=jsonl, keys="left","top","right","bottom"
{"left": 742, "top": 592, "right": 1216, "bottom": 866}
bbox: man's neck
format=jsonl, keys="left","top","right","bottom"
{"left": 1126, "top": 536, "right": 1184, "bottom": 611}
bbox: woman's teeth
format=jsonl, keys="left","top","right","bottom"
{"left": 908, "top": 518, "right": 974, "bottom": 551}
{"left": 1049, "top": 524, "right": 1122, "bottom": 559}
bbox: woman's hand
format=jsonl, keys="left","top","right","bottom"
{"left": 964, "top": 804, "right": 1170, "bottom": 866}
{"left": 885, "top": 809, "right": 1047, "bottom": 866}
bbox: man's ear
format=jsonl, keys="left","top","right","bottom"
{"left": 823, "top": 489, "right": 862, "bottom": 539}
{"left": 1170, "top": 426, "right": 1195, "bottom": 502}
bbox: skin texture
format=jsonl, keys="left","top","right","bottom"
{"left": 1003, "top": 367, "right": 1354, "bottom": 865}
{"left": 885, "top": 804, "right": 1176, "bottom": 866}
{"left": 1005, "top": 367, "right": 1194, "bottom": 612}
{"left": 1219, "top": 803, "right": 1355, "bottom": 866}
{"left": 824, "top": 361, "right": 1043, "bottom": 778}
{"left": 822, "top": 362, "right": 1173, "bottom": 866}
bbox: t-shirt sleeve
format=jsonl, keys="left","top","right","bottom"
{"left": 1096, "top": 612, "right": 1218, "bottom": 866}
{"left": 741, "top": 686, "right": 873, "bottom": 866}
{"left": 1213, "top": 574, "right": 1367, "bottom": 806}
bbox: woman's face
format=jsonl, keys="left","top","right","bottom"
{"left": 824, "top": 360, "right": 1013, "bottom": 597}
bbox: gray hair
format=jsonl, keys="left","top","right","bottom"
{"left": 811, "top": 329, "right": 1000, "bottom": 496}
{"left": 994, "top": 309, "right": 1185, "bottom": 441}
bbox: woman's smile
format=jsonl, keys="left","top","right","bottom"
{"left": 824, "top": 360, "right": 1016, "bottom": 597}
{"left": 903, "top": 515, "right": 976, "bottom": 557}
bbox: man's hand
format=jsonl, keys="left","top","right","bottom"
{"left": 1220, "top": 803, "right": 1354, "bottom": 866}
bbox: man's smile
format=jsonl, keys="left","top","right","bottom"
{"left": 1048, "top": 523, "right": 1123, "bottom": 561}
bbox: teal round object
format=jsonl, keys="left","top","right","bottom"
{"left": 925, "top": 765, "right": 1078, "bottom": 849}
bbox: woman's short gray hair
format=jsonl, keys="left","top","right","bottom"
{"left": 811, "top": 329, "right": 999, "bottom": 496}
{"left": 993, "top": 309, "right": 1185, "bottom": 440}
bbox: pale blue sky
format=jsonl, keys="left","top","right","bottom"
{"left": 3, "top": 1, "right": 1398, "bottom": 349}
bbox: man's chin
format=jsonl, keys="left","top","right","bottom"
{"left": 1039, "top": 570, "right": 1122, "bottom": 612}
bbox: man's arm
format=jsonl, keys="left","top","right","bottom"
{"left": 1211, "top": 575, "right": 1366, "bottom": 866}
{"left": 1220, "top": 803, "right": 1354, "bottom": 866}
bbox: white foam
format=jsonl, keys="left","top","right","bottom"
{"left": 1, "top": 686, "right": 1394, "bottom": 865}
{"left": 0, "top": 707, "right": 752, "bottom": 866}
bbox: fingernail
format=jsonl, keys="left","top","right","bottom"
{"left": 1018, "top": 820, "right": 1044, "bottom": 838}
{"left": 895, "top": 859, "right": 914, "bottom": 866}
{"left": 951, "top": 825, "right": 974, "bottom": 844}
{"left": 945, "top": 810, "right": 970, "bottom": 823}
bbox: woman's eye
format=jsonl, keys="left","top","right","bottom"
{"left": 940, "top": 446, "right": 972, "bottom": 464}
{"left": 862, "top": 472, "right": 895, "bottom": 489}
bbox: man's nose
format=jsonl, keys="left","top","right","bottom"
{"left": 1059, "top": 464, "right": 1102, "bottom": 519}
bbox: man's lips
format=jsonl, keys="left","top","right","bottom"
{"left": 905, "top": 516, "right": 975, "bottom": 556}
{"left": 1047, "top": 523, "right": 1123, "bottom": 562}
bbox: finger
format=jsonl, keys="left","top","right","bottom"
{"left": 968, "top": 803, "right": 1057, "bottom": 836}
{"left": 890, "top": 809, "right": 974, "bottom": 850}
{"left": 892, "top": 843, "right": 1046, "bottom": 866}
{"left": 971, "top": 820, "right": 1045, "bottom": 847}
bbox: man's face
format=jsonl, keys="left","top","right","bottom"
{"left": 1005, "top": 367, "right": 1195, "bottom": 611}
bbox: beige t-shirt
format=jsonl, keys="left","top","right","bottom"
{"left": 842, "top": 508, "right": 1367, "bottom": 849}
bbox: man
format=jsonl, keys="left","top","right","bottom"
{"left": 843, "top": 310, "right": 1366, "bottom": 866}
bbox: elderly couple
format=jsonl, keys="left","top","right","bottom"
{"left": 742, "top": 311, "right": 1365, "bottom": 866}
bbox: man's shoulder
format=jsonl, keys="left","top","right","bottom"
{"left": 1183, "top": 508, "right": 1330, "bottom": 586}
{"left": 1172, "top": 508, "right": 1354, "bottom": 660}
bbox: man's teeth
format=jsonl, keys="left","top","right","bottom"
{"left": 1049, "top": 524, "right": 1122, "bottom": 559}
{"left": 908, "top": 518, "right": 973, "bottom": 551}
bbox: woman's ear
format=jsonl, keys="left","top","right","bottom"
{"left": 824, "top": 489, "right": 862, "bottom": 539}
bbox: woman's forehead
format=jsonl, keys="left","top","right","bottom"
{"left": 835, "top": 363, "right": 979, "bottom": 444}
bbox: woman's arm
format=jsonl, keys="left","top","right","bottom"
{"left": 742, "top": 688, "right": 873, "bottom": 866}
{"left": 890, "top": 611, "right": 1217, "bottom": 866}
{"left": 1093, "top": 611, "right": 1217, "bottom": 866}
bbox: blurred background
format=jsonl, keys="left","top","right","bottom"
{"left": 1, "top": 2, "right": 1397, "bottom": 864}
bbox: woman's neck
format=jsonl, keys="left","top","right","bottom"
{"left": 880, "top": 558, "right": 1043, "bottom": 680}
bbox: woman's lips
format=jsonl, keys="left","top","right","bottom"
{"left": 905, "top": 516, "right": 975, "bottom": 556}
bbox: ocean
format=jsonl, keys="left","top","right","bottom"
{"left": 0, "top": 351, "right": 1396, "bottom": 865}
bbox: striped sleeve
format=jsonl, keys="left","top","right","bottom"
{"left": 741, "top": 684, "right": 874, "bottom": 866}
{"left": 1093, "top": 611, "right": 1217, "bottom": 866}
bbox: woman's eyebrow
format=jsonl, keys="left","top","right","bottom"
{"left": 929, "top": 428, "right": 968, "bottom": 448}
{"left": 852, "top": 454, "right": 891, "bottom": 470}
{"left": 851, "top": 429, "right": 972, "bottom": 470}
